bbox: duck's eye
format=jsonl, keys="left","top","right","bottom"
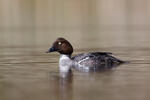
{"left": 58, "top": 42, "right": 62, "bottom": 45}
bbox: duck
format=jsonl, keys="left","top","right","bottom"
{"left": 46, "top": 37, "right": 124, "bottom": 72}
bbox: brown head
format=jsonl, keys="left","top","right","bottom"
{"left": 46, "top": 37, "right": 73, "bottom": 55}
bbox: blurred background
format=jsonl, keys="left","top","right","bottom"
{"left": 1, "top": 1, "right": 150, "bottom": 100}
{"left": 0, "top": 0, "right": 150, "bottom": 48}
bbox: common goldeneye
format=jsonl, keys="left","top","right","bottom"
{"left": 46, "top": 37, "right": 124, "bottom": 72}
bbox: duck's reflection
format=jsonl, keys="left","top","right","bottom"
{"left": 49, "top": 70, "right": 73, "bottom": 100}
{"left": 49, "top": 62, "right": 123, "bottom": 100}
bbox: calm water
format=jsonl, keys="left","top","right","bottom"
{"left": 1, "top": 0, "right": 150, "bottom": 100}
{"left": 0, "top": 36, "right": 150, "bottom": 100}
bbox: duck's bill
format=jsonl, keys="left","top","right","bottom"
{"left": 46, "top": 47, "right": 56, "bottom": 53}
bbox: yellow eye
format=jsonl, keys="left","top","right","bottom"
{"left": 58, "top": 42, "right": 62, "bottom": 45}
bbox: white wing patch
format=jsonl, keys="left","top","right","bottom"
{"left": 78, "top": 57, "right": 90, "bottom": 64}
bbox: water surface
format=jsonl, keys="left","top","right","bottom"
{"left": 0, "top": 44, "right": 150, "bottom": 100}
{"left": 1, "top": 0, "right": 150, "bottom": 100}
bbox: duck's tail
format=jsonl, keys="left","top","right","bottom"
{"left": 118, "top": 60, "right": 130, "bottom": 64}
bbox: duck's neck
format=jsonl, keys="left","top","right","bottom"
{"left": 60, "top": 54, "right": 71, "bottom": 59}
{"left": 59, "top": 54, "right": 72, "bottom": 72}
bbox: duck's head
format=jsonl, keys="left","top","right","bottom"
{"left": 46, "top": 37, "right": 73, "bottom": 55}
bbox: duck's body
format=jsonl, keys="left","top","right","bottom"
{"left": 72, "top": 52, "right": 123, "bottom": 67}
{"left": 47, "top": 37, "right": 124, "bottom": 72}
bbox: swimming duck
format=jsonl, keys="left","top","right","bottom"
{"left": 46, "top": 37, "right": 124, "bottom": 72}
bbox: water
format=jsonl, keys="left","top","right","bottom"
{"left": 1, "top": 0, "right": 150, "bottom": 99}
{"left": 0, "top": 41, "right": 150, "bottom": 100}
